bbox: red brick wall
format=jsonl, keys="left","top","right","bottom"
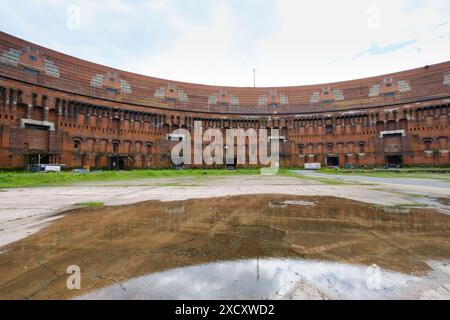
{"left": 0, "top": 32, "right": 449, "bottom": 169}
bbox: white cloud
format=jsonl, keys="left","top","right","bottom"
{"left": 0, "top": 0, "right": 449, "bottom": 87}
{"left": 131, "top": 1, "right": 249, "bottom": 85}
{"left": 253, "top": 0, "right": 450, "bottom": 86}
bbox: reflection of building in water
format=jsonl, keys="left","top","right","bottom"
{"left": 1, "top": 195, "right": 449, "bottom": 299}
{"left": 164, "top": 204, "right": 186, "bottom": 215}
{"left": 268, "top": 201, "right": 287, "bottom": 209}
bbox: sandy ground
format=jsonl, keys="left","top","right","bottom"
{"left": 0, "top": 173, "right": 449, "bottom": 249}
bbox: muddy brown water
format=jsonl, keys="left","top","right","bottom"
{"left": 0, "top": 195, "right": 449, "bottom": 299}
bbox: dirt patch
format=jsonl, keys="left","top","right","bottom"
{"left": 437, "top": 197, "right": 450, "bottom": 206}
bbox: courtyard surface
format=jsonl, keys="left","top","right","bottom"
{"left": 0, "top": 170, "right": 449, "bottom": 300}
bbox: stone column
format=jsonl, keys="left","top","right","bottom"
{"left": 44, "top": 107, "right": 49, "bottom": 122}
{"left": 0, "top": 87, "right": 6, "bottom": 114}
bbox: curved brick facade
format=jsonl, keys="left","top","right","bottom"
{"left": 0, "top": 31, "right": 449, "bottom": 169}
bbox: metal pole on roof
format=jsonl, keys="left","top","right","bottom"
{"left": 253, "top": 68, "right": 256, "bottom": 88}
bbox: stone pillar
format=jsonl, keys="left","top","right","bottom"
{"left": 8, "top": 89, "right": 15, "bottom": 113}
{"left": 43, "top": 107, "right": 49, "bottom": 122}
{"left": 28, "top": 104, "right": 33, "bottom": 119}
{"left": 0, "top": 87, "right": 6, "bottom": 114}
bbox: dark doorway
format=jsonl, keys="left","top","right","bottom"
{"left": 26, "top": 154, "right": 49, "bottom": 165}
{"left": 326, "top": 156, "right": 339, "bottom": 167}
{"left": 226, "top": 157, "right": 237, "bottom": 170}
{"left": 109, "top": 156, "right": 127, "bottom": 170}
{"left": 25, "top": 153, "right": 61, "bottom": 171}
{"left": 385, "top": 155, "right": 403, "bottom": 168}
{"left": 118, "top": 158, "right": 125, "bottom": 170}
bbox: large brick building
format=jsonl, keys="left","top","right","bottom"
{"left": 0, "top": 31, "right": 449, "bottom": 169}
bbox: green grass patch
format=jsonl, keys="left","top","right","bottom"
{"left": 76, "top": 201, "right": 105, "bottom": 208}
{"left": 393, "top": 203, "right": 428, "bottom": 207}
{"left": 277, "top": 169, "right": 308, "bottom": 178}
{"left": 281, "top": 169, "right": 363, "bottom": 185}
{"left": 318, "top": 168, "right": 450, "bottom": 181}
{"left": 0, "top": 167, "right": 375, "bottom": 189}
{"left": 311, "top": 177, "right": 363, "bottom": 185}
{"left": 372, "top": 203, "right": 429, "bottom": 211}
{"left": 0, "top": 168, "right": 264, "bottom": 189}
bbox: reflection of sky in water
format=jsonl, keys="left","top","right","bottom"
{"left": 78, "top": 259, "right": 422, "bottom": 300}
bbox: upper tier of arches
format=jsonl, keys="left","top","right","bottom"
{"left": 1, "top": 31, "right": 450, "bottom": 115}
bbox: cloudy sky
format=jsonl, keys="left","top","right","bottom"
{"left": 0, "top": 0, "right": 449, "bottom": 87}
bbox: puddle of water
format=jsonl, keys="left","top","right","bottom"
{"left": 77, "top": 258, "right": 421, "bottom": 300}
{"left": 416, "top": 197, "right": 450, "bottom": 214}
{"left": 436, "top": 197, "right": 450, "bottom": 206}
{"left": 0, "top": 194, "right": 449, "bottom": 300}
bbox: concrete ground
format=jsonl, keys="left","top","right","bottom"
{"left": 294, "top": 170, "right": 450, "bottom": 189}
{"left": 0, "top": 172, "right": 449, "bottom": 248}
